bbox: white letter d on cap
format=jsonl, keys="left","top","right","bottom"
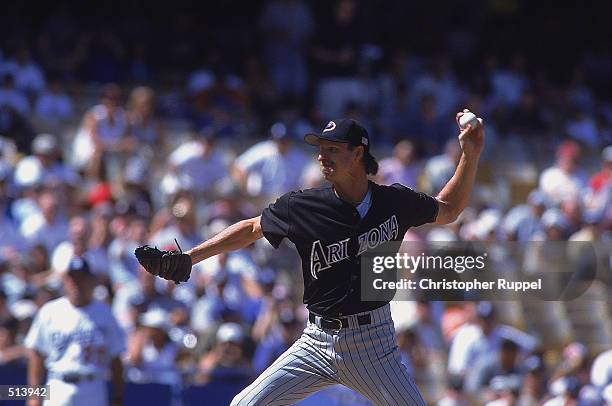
{"left": 323, "top": 121, "right": 336, "bottom": 133}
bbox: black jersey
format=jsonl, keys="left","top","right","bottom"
{"left": 260, "top": 181, "right": 438, "bottom": 317}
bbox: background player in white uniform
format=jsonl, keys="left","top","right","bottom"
{"left": 25, "top": 257, "right": 125, "bottom": 406}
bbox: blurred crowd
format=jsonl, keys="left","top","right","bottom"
{"left": 1, "top": 0, "right": 611, "bottom": 405}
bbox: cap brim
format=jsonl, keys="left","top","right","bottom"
{"left": 303, "top": 133, "right": 350, "bottom": 146}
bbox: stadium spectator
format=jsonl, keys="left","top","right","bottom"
{"left": 412, "top": 300, "right": 445, "bottom": 353}
{"left": 233, "top": 122, "right": 308, "bottom": 199}
{"left": 34, "top": 77, "right": 74, "bottom": 126}
{"left": 149, "top": 194, "right": 201, "bottom": 250}
{"left": 588, "top": 145, "right": 612, "bottom": 194}
{"left": 410, "top": 54, "right": 462, "bottom": 120}
{"left": 447, "top": 302, "right": 536, "bottom": 376}
{"left": 0, "top": 288, "right": 8, "bottom": 319}
{"left": 461, "top": 208, "right": 503, "bottom": 242}
{"left": 125, "top": 308, "right": 181, "bottom": 385}
{"left": 501, "top": 189, "right": 548, "bottom": 242}
{"left": 542, "top": 375, "right": 582, "bottom": 406}
{"left": 126, "top": 86, "right": 161, "bottom": 147}
{"left": 35, "top": 6, "right": 84, "bottom": 80}
{"left": 0, "top": 256, "right": 35, "bottom": 307}
{"left": 558, "top": 197, "right": 584, "bottom": 236}
{"left": 483, "top": 374, "right": 522, "bottom": 406}
{"left": 108, "top": 216, "right": 148, "bottom": 287}
{"left": 186, "top": 58, "right": 216, "bottom": 96}
{"left": 162, "top": 127, "right": 228, "bottom": 198}
{"left": 186, "top": 64, "right": 248, "bottom": 138}
{"left": 205, "top": 183, "right": 258, "bottom": 225}
{"left": 489, "top": 54, "right": 529, "bottom": 108}
{"left": 112, "top": 267, "right": 187, "bottom": 333}
{"left": 190, "top": 252, "right": 260, "bottom": 332}
{"left": 252, "top": 308, "right": 302, "bottom": 374}
{"left": 506, "top": 90, "right": 547, "bottom": 135}
{"left": 196, "top": 322, "right": 252, "bottom": 386}
{"left": 424, "top": 138, "right": 461, "bottom": 194}
{"left": 0, "top": 104, "right": 35, "bottom": 154}
{"left": 534, "top": 208, "right": 570, "bottom": 242}
{"left": 377, "top": 139, "right": 421, "bottom": 188}
{"left": 19, "top": 190, "right": 68, "bottom": 254}
{"left": 89, "top": 84, "right": 129, "bottom": 150}
{"left": 126, "top": 43, "right": 152, "bottom": 83}
{"left": 590, "top": 349, "right": 612, "bottom": 389}
{"left": 584, "top": 145, "right": 612, "bottom": 225}
{"left": 72, "top": 83, "right": 135, "bottom": 179}
{"left": 550, "top": 342, "right": 591, "bottom": 387}
{"left": 190, "top": 271, "right": 227, "bottom": 334}
{"left": 258, "top": 0, "right": 314, "bottom": 99}
{"left": 14, "top": 133, "right": 80, "bottom": 190}
{"left": 0, "top": 317, "right": 27, "bottom": 366}
{"left": 89, "top": 204, "right": 114, "bottom": 253}
{"left": 437, "top": 375, "right": 469, "bottom": 406}
{"left": 396, "top": 326, "right": 427, "bottom": 376}
{"left": 0, "top": 74, "right": 30, "bottom": 116}
{"left": 117, "top": 154, "right": 153, "bottom": 217}
{"left": 567, "top": 68, "right": 595, "bottom": 112}
{"left": 0, "top": 137, "right": 17, "bottom": 165}
{"left": 465, "top": 339, "right": 523, "bottom": 395}
{"left": 0, "top": 164, "right": 25, "bottom": 258}
{"left": 243, "top": 55, "right": 279, "bottom": 121}
{"left": 519, "top": 356, "right": 547, "bottom": 406}
{"left": 311, "top": 0, "right": 365, "bottom": 119}
{"left": 50, "top": 216, "right": 109, "bottom": 278}
{"left": 539, "top": 141, "right": 589, "bottom": 206}
{"left": 246, "top": 269, "right": 289, "bottom": 342}
{"left": 2, "top": 47, "right": 46, "bottom": 95}
{"left": 405, "top": 94, "right": 457, "bottom": 155}
{"left": 565, "top": 109, "right": 600, "bottom": 147}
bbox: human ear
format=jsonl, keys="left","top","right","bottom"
{"left": 353, "top": 147, "right": 363, "bottom": 160}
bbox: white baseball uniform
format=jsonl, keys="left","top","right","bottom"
{"left": 25, "top": 297, "right": 125, "bottom": 406}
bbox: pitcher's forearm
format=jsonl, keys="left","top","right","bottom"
{"left": 436, "top": 153, "right": 479, "bottom": 222}
{"left": 186, "top": 216, "right": 263, "bottom": 265}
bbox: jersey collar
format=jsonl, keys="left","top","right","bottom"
{"left": 328, "top": 181, "right": 375, "bottom": 218}
{"left": 355, "top": 184, "right": 372, "bottom": 219}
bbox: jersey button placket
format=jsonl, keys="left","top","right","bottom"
{"left": 343, "top": 211, "right": 360, "bottom": 312}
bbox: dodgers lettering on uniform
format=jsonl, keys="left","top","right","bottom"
{"left": 357, "top": 215, "right": 398, "bottom": 255}
{"left": 310, "top": 238, "right": 350, "bottom": 279}
{"left": 310, "top": 215, "right": 399, "bottom": 279}
{"left": 50, "top": 328, "right": 103, "bottom": 352}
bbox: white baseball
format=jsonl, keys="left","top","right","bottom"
{"left": 459, "top": 111, "right": 478, "bottom": 130}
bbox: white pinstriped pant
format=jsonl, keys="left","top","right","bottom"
{"left": 231, "top": 305, "right": 426, "bottom": 406}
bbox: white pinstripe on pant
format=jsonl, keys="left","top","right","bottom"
{"left": 231, "top": 304, "right": 426, "bottom": 406}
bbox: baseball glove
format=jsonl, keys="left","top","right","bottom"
{"left": 134, "top": 239, "right": 192, "bottom": 284}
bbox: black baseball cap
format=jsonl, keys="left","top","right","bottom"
{"left": 304, "top": 119, "right": 370, "bottom": 151}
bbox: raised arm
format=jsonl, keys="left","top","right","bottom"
{"left": 186, "top": 216, "right": 263, "bottom": 265}
{"left": 434, "top": 110, "right": 485, "bottom": 225}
